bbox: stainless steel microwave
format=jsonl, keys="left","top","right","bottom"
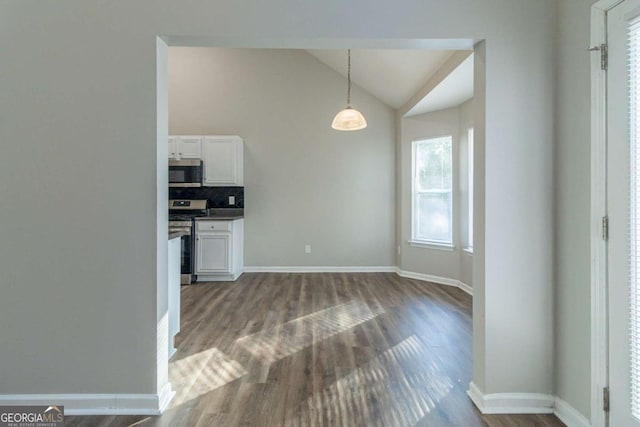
{"left": 169, "top": 159, "right": 203, "bottom": 187}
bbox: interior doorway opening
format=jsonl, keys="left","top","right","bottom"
{"left": 155, "top": 36, "right": 485, "bottom": 417}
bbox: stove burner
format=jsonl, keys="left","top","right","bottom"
{"left": 169, "top": 199, "right": 207, "bottom": 222}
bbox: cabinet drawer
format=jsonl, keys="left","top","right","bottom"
{"left": 196, "top": 221, "right": 232, "bottom": 232}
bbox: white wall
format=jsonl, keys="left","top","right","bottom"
{"left": 555, "top": 0, "right": 595, "bottom": 419}
{"left": 473, "top": 42, "right": 488, "bottom": 392}
{"left": 399, "top": 107, "right": 462, "bottom": 281}
{"left": 0, "top": 0, "right": 556, "bottom": 410}
{"left": 399, "top": 99, "right": 474, "bottom": 286}
{"left": 459, "top": 98, "right": 474, "bottom": 286}
{"left": 0, "top": 10, "right": 160, "bottom": 395}
{"left": 169, "top": 48, "right": 396, "bottom": 267}
{"left": 156, "top": 39, "right": 171, "bottom": 399}
{"left": 484, "top": 26, "right": 555, "bottom": 393}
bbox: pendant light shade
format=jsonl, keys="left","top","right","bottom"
{"left": 331, "top": 107, "right": 367, "bottom": 131}
{"left": 332, "top": 49, "right": 367, "bottom": 131}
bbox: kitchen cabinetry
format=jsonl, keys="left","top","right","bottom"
{"left": 197, "top": 234, "right": 230, "bottom": 272}
{"left": 202, "top": 136, "right": 244, "bottom": 186}
{"left": 168, "top": 137, "right": 177, "bottom": 159}
{"left": 167, "top": 235, "right": 181, "bottom": 358}
{"left": 169, "top": 135, "right": 243, "bottom": 186}
{"left": 195, "top": 219, "right": 244, "bottom": 281}
{"left": 168, "top": 136, "right": 202, "bottom": 160}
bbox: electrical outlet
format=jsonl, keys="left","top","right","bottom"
{"left": 397, "top": 245, "right": 401, "bottom": 255}
{"left": 228, "top": 196, "right": 235, "bottom": 205}
{"left": 305, "top": 245, "right": 311, "bottom": 254}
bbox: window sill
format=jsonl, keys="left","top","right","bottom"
{"left": 463, "top": 247, "right": 474, "bottom": 255}
{"left": 408, "top": 240, "right": 455, "bottom": 251}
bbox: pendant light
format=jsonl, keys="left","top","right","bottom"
{"left": 331, "top": 49, "right": 367, "bottom": 131}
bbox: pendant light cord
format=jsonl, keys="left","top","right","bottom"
{"left": 347, "top": 49, "right": 351, "bottom": 107}
{"left": 331, "top": 48, "right": 367, "bottom": 130}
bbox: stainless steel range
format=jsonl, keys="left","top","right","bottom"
{"left": 169, "top": 199, "right": 207, "bottom": 284}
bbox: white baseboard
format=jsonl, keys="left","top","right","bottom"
{"left": 467, "top": 382, "right": 555, "bottom": 414}
{"left": 197, "top": 270, "right": 243, "bottom": 282}
{"left": 243, "top": 266, "right": 397, "bottom": 273}
{"left": 468, "top": 383, "right": 591, "bottom": 425}
{"left": 457, "top": 280, "right": 473, "bottom": 295}
{"left": 467, "top": 382, "right": 486, "bottom": 411}
{"left": 396, "top": 269, "right": 459, "bottom": 287}
{"left": 241, "top": 267, "right": 473, "bottom": 295}
{"left": 554, "top": 397, "right": 591, "bottom": 427}
{"left": 0, "top": 388, "right": 174, "bottom": 415}
{"left": 396, "top": 269, "right": 473, "bottom": 296}
{"left": 157, "top": 382, "right": 175, "bottom": 414}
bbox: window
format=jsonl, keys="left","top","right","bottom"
{"left": 467, "top": 128, "right": 474, "bottom": 251}
{"left": 411, "top": 136, "right": 453, "bottom": 246}
{"left": 630, "top": 16, "right": 640, "bottom": 420}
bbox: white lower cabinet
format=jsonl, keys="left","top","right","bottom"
{"left": 195, "top": 219, "right": 244, "bottom": 281}
{"left": 197, "top": 234, "right": 230, "bottom": 272}
{"left": 168, "top": 236, "right": 181, "bottom": 358}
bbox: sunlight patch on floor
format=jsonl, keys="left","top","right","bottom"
{"left": 286, "top": 335, "right": 454, "bottom": 426}
{"left": 235, "top": 300, "right": 384, "bottom": 363}
{"left": 169, "top": 347, "right": 247, "bottom": 407}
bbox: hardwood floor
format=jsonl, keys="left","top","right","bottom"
{"left": 66, "top": 273, "right": 564, "bottom": 427}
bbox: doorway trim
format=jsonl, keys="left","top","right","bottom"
{"left": 591, "top": 1, "right": 624, "bottom": 426}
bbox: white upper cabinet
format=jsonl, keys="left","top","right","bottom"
{"left": 168, "top": 136, "right": 177, "bottom": 159}
{"left": 202, "top": 136, "right": 244, "bottom": 186}
{"left": 168, "top": 136, "right": 203, "bottom": 160}
{"left": 178, "top": 136, "right": 203, "bottom": 159}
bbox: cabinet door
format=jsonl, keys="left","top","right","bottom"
{"left": 168, "top": 137, "right": 178, "bottom": 159}
{"left": 196, "top": 234, "right": 231, "bottom": 273}
{"left": 177, "top": 136, "right": 202, "bottom": 159}
{"left": 168, "top": 237, "right": 181, "bottom": 352}
{"left": 203, "top": 137, "right": 239, "bottom": 185}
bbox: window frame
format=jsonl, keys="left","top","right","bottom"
{"left": 410, "top": 135, "right": 454, "bottom": 248}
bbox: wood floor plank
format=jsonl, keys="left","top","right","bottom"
{"left": 66, "top": 273, "right": 565, "bottom": 427}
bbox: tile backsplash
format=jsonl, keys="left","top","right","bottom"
{"left": 169, "top": 186, "right": 244, "bottom": 208}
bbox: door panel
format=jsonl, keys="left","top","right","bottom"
{"left": 203, "top": 137, "right": 237, "bottom": 185}
{"left": 608, "top": 1, "right": 640, "bottom": 425}
{"left": 178, "top": 136, "right": 203, "bottom": 159}
{"left": 168, "top": 137, "right": 177, "bottom": 159}
{"left": 196, "top": 234, "right": 231, "bottom": 273}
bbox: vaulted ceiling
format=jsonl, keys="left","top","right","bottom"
{"left": 306, "top": 49, "right": 474, "bottom": 116}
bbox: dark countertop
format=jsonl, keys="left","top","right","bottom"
{"left": 169, "top": 230, "right": 188, "bottom": 240}
{"left": 195, "top": 215, "right": 244, "bottom": 221}
{"left": 195, "top": 208, "right": 244, "bottom": 221}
